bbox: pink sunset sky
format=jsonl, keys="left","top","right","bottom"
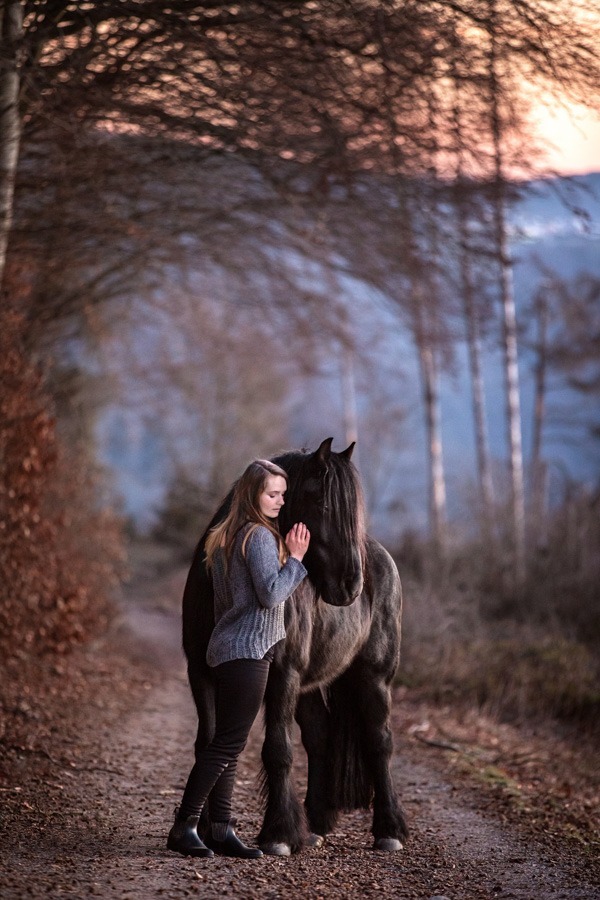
{"left": 533, "top": 100, "right": 600, "bottom": 175}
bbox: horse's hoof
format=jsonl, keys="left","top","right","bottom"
{"left": 374, "top": 837, "right": 403, "bottom": 851}
{"left": 260, "top": 841, "right": 292, "bottom": 857}
{"left": 305, "top": 833, "right": 324, "bottom": 849}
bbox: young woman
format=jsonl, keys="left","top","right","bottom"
{"left": 167, "top": 459, "right": 310, "bottom": 859}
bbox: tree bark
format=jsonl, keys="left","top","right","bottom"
{"left": 488, "top": 2, "right": 526, "bottom": 580}
{"left": 494, "top": 174, "right": 526, "bottom": 581}
{"left": 340, "top": 347, "right": 359, "bottom": 452}
{"left": 414, "top": 301, "right": 447, "bottom": 553}
{"left": 530, "top": 283, "right": 549, "bottom": 542}
{"left": 0, "top": 0, "right": 23, "bottom": 290}
{"left": 448, "top": 36, "right": 496, "bottom": 548}
{"left": 459, "top": 222, "right": 496, "bottom": 544}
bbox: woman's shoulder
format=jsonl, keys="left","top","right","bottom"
{"left": 247, "top": 523, "right": 277, "bottom": 541}
{"left": 240, "top": 523, "right": 279, "bottom": 551}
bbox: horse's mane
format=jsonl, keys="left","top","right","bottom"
{"left": 273, "top": 448, "right": 367, "bottom": 567}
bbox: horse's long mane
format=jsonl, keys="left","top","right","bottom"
{"left": 273, "top": 448, "right": 367, "bottom": 567}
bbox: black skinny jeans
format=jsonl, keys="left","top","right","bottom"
{"left": 179, "top": 657, "right": 270, "bottom": 823}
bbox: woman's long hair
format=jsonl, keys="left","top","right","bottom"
{"left": 204, "top": 459, "right": 289, "bottom": 570}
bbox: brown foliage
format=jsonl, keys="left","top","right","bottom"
{"left": 0, "top": 289, "right": 124, "bottom": 660}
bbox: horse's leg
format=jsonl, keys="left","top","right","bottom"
{"left": 355, "top": 663, "right": 409, "bottom": 850}
{"left": 182, "top": 557, "right": 216, "bottom": 833}
{"left": 295, "top": 689, "right": 338, "bottom": 846}
{"left": 257, "top": 665, "right": 307, "bottom": 855}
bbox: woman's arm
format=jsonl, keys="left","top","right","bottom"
{"left": 245, "top": 527, "right": 308, "bottom": 609}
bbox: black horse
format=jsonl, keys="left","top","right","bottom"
{"left": 181, "top": 437, "right": 408, "bottom": 854}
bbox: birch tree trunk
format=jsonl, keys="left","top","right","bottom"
{"left": 322, "top": 257, "right": 360, "bottom": 464}
{"left": 0, "top": 0, "right": 22, "bottom": 290}
{"left": 488, "top": 3, "right": 526, "bottom": 580}
{"left": 449, "top": 59, "right": 496, "bottom": 546}
{"left": 414, "top": 300, "right": 447, "bottom": 553}
{"left": 458, "top": 223, "right": 496, "bottom": 544}
{"left": 400, "top": 170, "right": 448, "bottom": 554}
{"left": 493, "top": 171, "right": 526, "bottom": 580}
{"left": 422, "top": 91, "right": 449, "bottom": 556}
{"left": 340, "top": 347, "right": 359, "bottom": 452}
{"left": 530, "top": 284, "right": 549, "bottom": 542}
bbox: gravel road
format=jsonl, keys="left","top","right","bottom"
{"left": 1, "top": 576, "right": 598, "bottom": 899}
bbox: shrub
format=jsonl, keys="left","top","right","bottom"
{"left": 393, "top": 508, "right": 600, "bottom": 730}
{"left": 150, "top": 471, "right": 217, "bottom": 559}
{"left": 0, "top": 305, "right": 124, "bottom": 660}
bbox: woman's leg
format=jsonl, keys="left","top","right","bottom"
{"left": 179, "top": 658, "right": 270, "bottom": 821}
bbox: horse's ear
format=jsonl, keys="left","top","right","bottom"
{"left": 316, "top": 437, "right": 334, "bottom": 463}
{"left": 340, "top": 441, "right": 356, "bottom": 460}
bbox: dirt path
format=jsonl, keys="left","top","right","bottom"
{"left": 1, "top": 578, "right": 598, "bottom": 899}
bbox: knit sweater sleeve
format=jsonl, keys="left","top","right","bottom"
{"left": 245, "top": 526, "right": 307, "bottom": 609}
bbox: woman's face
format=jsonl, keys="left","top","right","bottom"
{"left": 258, "top": 474, "right": 287, "bottom": 519}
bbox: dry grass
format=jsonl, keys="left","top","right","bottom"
{"left": 394, "top": 510, "right": 600, "bottom": 731}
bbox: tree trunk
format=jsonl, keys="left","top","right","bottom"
{"left": 449, "top": 49, "right": 496, "bottom": 548}
{"left": 530, "top": 284, "right": 550, "bottom": 543}
{"left": 494, "top": 178, "right": 526, "bottom": 581}
{"left": 0, "top": 0, "right": 23, "bottom": 290}
{"left": 322, "top": 256, "right": 360, "bottom": 463}
{"left": 415, "top": 302, "right": 447, "bottom": 553}
{"left": 488, "top": 4, "right": 526, "bottom": 580}
{"left": 400, "top": 172, "right": 448, "bottom": 555}
{"left": 459, "top": 226, "right": 496, "bottom": 544}
{"left": 340, "top": 347, "right": 359, "bottom": 454}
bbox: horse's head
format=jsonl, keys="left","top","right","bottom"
{"left": 275, "top": 437, "right": 366, "bottom": 607}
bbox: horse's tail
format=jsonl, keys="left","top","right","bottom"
{"left": 181, "top": 537, "right": 215, "bottom": 708}
{"left": 326, "top": 669, "right": 374, "bottom": 811}
{"left": 182, "top": 493, "right": 233, "bottom": 669}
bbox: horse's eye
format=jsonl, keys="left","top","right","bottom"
{"left": 303, "top": 472, "right": 330, "bottom": 512}
{"left": 302, "top": 480, "right": 327, "bottom": 510}
{"left": 303, "top": 477, "right": 320, "bottom": 496}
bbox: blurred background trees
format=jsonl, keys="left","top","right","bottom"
{"left": 1, "top": 0, "right": 599, "bottom": 726}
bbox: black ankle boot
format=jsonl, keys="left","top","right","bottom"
{"left": 207, "top": 819, "right": 263, "bottom": 859}
{"left": 167, "top": 808, "right": 214, "bottom": 858}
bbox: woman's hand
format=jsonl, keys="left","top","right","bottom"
{"left": 285, "top": 523, "right": 310, "bottom": 562}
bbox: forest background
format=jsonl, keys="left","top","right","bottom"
{"left": 1, "top": 0, "right": 599, "bottom": 731}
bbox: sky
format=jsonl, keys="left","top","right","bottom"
{"left": 533, "top": 100, "right": 600, "bottom": 175}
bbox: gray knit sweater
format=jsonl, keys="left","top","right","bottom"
{"left": 205, "top": 524, "right": 307, "bottom": 667}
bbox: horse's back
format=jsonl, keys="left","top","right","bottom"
{"left": 365, "top": 536, "right": 402, "bottom": 613}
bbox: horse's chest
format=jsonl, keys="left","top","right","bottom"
{"left": 284, "top": 597, "right": 370, "bottom": 692}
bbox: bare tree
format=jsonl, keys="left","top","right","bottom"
{"left": 99, "top": 278, "right": 295, "bottom": 514}
{"left": 529, "top": 277, "right": 552, "bottom": 540}
{"left": 456, "top": 186, "right": 497, "bottom": 545}
{"left": 414, "top": 293, "right": 448, "bottom": 552}
{"left": 519, "top": 267, "right": 600, "bottom": 558}
{"left": 444, "top": 18, "right": 498, "bottom": 546}
{"left": 0, "top": 0, "right": 22, "bottom": 287}
{"left": 480, "top": 1, "right": 527, "bottom": 579}
{"left": 5, "top": 0, "right": 600, "bottom": 530}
